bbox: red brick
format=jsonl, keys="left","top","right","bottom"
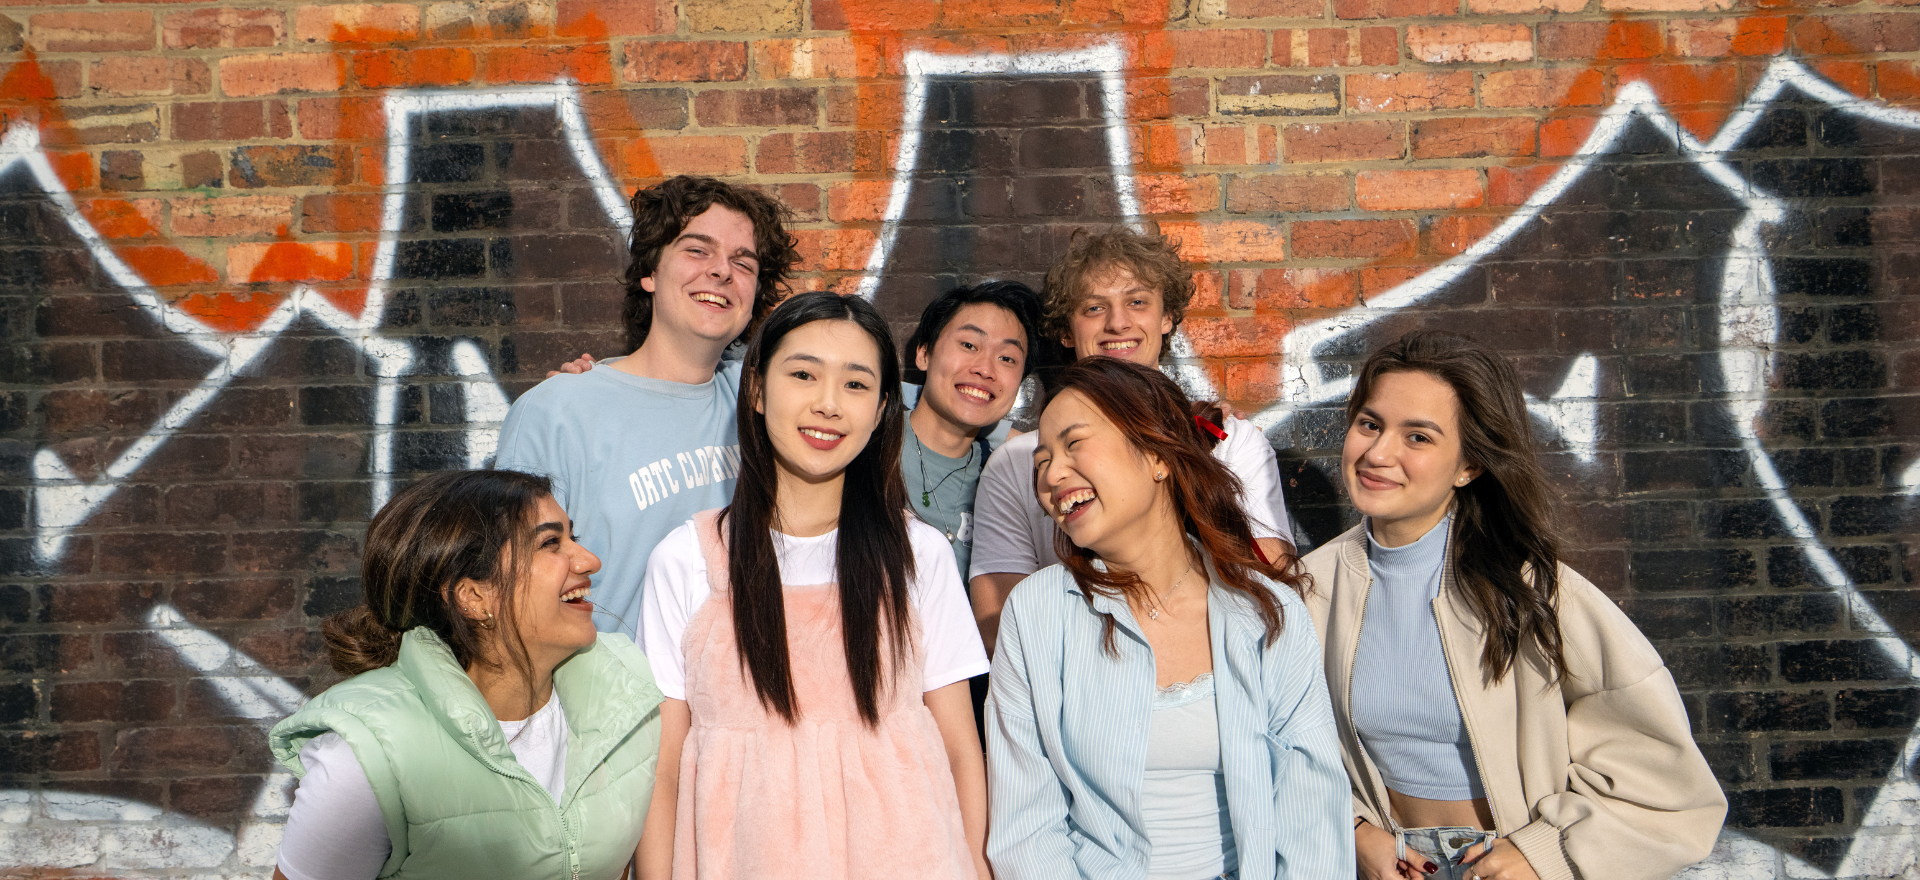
{"left": 294, "top": 4, "right": 418, "bottom": 43}
{"left": 940, "top": 0, "right": 1066, "bottom": 28}
{"left": 1668, "top": 16, "right": 1788, "bottom": 57}
{"left": 1134, "top": 173, "right": 1221, "bottom": 214}
{"left": 792, "top": 228, "right": 878, "bottom": 271}
{"left": 1292, "top": 219, "right": 1416, "bottom": 259}
{"left": 220, "top": 53, "right": 346, "bottom": 97}
{"left": 1809, "top": 60, "right": 1871, "bottom": 97}
{"left": 1612, "top": 63, "right": 1741, "bottom": 108}
{"left": 163, "top": 8, "right": 281, "bottom": 48}
{"left": 29, "top": 11, "right": 153, "bottom": 52}
{"left": 353, "top": 47, "right": 476, "bottom": 88}
{"left": 624, "top": 40, "right": 748, "bottom": 83}
{"left": 1160, "top": 220, "right": 1288, "bottom": 263}
{"left": 484, "top": 44, "right": 612, "bottom": 85}
{"left": 1411, "top": 116, "right": 1536, "bottom": 159}
{"left": 1334, "top": 0, "right": 1454, "bottom": 18}
{"left": 423, "top": 0, "right": 555, "bottom": 39}
{"left": 1126, "top": 76, "right": 1211, "bottom": 120}
{"left": 79, "top": 198, "right": 164, "bottom": 239}
{"left": 1480, "top": 68, "right": 1605, "bottom": 108}
{"left": 1228, "top": 267, "right": 1357, "bottom": 309}
{"left": 1226, "top": 173, "right": 1350, "bottom": 213}
{"left": 754, "top": 37, "right": 862, "bottom": 80}
{"left": 1060, "top": 0, "right": 1176, "bottom": 25}
{"left": 296, "top": 96, "right": 384, "bottom": 140}
{"left": 581, "top": 89, "right": 691, "bottom": 132}
{"left": 89, "top": 58, "right": 211, "bottom": 98}
{"left": 1345, "top": 71, "right": 1473, "bottom": 113}
{"left": 1356, "top": 169, "right": 1484, "bottom": 210}
{"left": 825, "top": 180, "right": 890, "bottom": 222}
{"left": 1359, "top": 266, "right": 1428, "bottom": 300}
{"left": 172, "top": 196, "right": 298, "bottom": 237}
{"left": 1794, "top": 15, "right": 1920, "bottom": 54}
{"left": 696, "top": 87, "right": 818, "bottom": 127}
{"left": 111, "top": 726, "right": 238, "bottom": 772}
{"left": 228, "top": 241, "right": 354, "bottom": 283}
{"left": 812, "top": 0, "right": 942, "bottom": 30}
{"left": 171, "top": 100, "right": 264, "bottom": 141}
{"left": 230, "top": 144, "right": 354, "bottom": 188}
{"left": 1222, "top": 361, "right": 1284, "bottom": 401}
{"left": 624, "top": 136, "right": 749, "bottom": 177}
{"left": 1467, "top": 0, "right": 1582, "bottom": 10}
{"left": 1272, "top": 27, "right": 1400, "bottom": 67}
{"left": 1604, "top": 0, "right": 1734, "bottom": 9}
{"left": 1881, "top": 60, "right": 1920, "bottom": 101}
{"left": 52, "top": 680, "right": 175, "bottom": 723}
{"left": 1200, "top": 125, "right": 1248, "bottom": 166}
{"left": 300, "top": 193, "right": 378, "bottom": 233}
{"left": 755, "top": 131, "right": 884, "bottom": 174}
{"left": 1538, "top": 115, "right": 1599, "bottom": 158}
{"left": 1407, "top": 23, "right": 1533, "bottom": 63}
{"left": 1540, "top": 20, "right": 1661, "bottom": 60}
{"left": 1283, "top": 120, "right": 1404, "bottom": 163}
{"left": 559, "top": 0, "right": 675, "bottom": 36}
{"left": 1142, "top": 28, "right": 1267, "bottom": 69}
{"left": 1425, "top": 214, "right": 1503, "bottom": 255}
{"left": 1218, "top": 74, "right": 1340, "bottom": 115}
{"left": 1189, "top": 269, "right": 1225, "bottom": 311}
{"left": 1182, "top": 315, "right": 1296, "bottom": 358}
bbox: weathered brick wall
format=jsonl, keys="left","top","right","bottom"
{"left": 2, "top": 0, "right": 1917, "bottom": 876}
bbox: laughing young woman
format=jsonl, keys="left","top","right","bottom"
{"left": 986, "top": 357, "right": 1351, "bottom": 880}
{"left": 269, "top": 469, "right": 663, "bottom": 880}
{"left": 1303, "top": 331, "right": 1724, "bottom": 880}
{"left": 637, "top": 292, "right": 991, "bottom": 880}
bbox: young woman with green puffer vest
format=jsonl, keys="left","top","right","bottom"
{"left": 268, "top": 469, "right": 664, "bottom": 880}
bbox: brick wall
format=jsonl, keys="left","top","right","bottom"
{"left": 2, "top": 0, "right": 1918, "bottom": 876}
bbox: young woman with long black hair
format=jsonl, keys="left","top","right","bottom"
{"left": 637, "top": 292, "right": 991, "bottom": 880}
{"left": 986, "top": 357, "right": 1351, "bottom": 880}
{"left": 1305, "top": 331, "right": 1724, "bottom": 880}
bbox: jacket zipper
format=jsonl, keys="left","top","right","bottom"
{"left": 1431, "top": 595, "right": 1500, "bottom": 832}
{"left": 466, "top": 733, "right": 581, "bottom": 880}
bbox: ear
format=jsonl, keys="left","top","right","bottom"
{"left": 1156, "top": 309, "right": 1174, "bottom": 337}
{"left": 450, "top": 578, "right": 492, "bottom": 622}
{"left": 914, "top": 344, "right": 930, "bottom": 373}
{"left": 1143, "top": 449, "right": 1170, "bottom": 483}
{"left": 640, "top": 274, "right": 657, "bottom": 294}
{"left": 1456, "top": 463, "right": 1483, "bottom": 487}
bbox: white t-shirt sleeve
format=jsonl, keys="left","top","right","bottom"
{"left": 1218, "top": 414, "right": 1292, "bottom": 544}
{"left": 640, "top": 521, "right": 712, "bottom": 702}
{"left": 276, "top": 733, "right": 393, "bottom": 880}
{"left": 909, "top": 520, "right": 991, "bottom": 691}
{"left": 968, "top": 434, "right": 1049, "bottom": 580}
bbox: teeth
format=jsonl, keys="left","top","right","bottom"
{"left": 1057, "top": 488, "right": 1095, "bottom": 514}
{"left": 561, "top": 586, "right": 589, "bottom": 603}
{"left": 957, "top": 386, "right": 990, "bottom": 401}
{"left": 800, "top": 428, "right": 842, "bottom": 441}
{"left": 1101, "top": 340, "right": 1137, "bottom": 350}
{"left": 693, "top": 293, "right": 728, "bottom": 307}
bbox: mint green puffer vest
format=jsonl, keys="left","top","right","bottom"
{"left": 269, "top": 628, "right": 663, "bottom": 880}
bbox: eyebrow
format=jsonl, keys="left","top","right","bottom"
{"left": 1036, "top": 422, "right": 1090, "bottom": 454}
{"left": 955, "top": 323, "right": 1027, "bottom": 351}
{"left": 1358, "top": 406, "right": 1446, "bottom": 435}
{"left": 533, "top": 521, "right": 565, "bottom": 536}
{"left": 675, "top": 232, "right": 759, "bottom": 262}
{"left": 783, "top": 352, "right": 877, "bottom": 377}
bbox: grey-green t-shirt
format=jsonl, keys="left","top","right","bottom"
{"left": 900, "top": 414, "right": 987, "bottom": 579}
{"left": 495, "top": 361, "right": 743, "bottom": 640}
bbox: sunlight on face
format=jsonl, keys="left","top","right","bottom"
{"left": 757, "top": 319, "right": 887, "bottom": 486}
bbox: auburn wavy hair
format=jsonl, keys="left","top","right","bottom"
{"left": 1042, "top": 358, "right": 1306, "bottom": 652}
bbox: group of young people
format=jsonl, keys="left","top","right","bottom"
{"left": 265, "top": 176, "right": 1728, "bottom": 880}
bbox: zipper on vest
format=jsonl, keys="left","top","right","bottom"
{"left": 461, "top": 732, "right": 581, "bottom": 879}
{"left": 1431, "top": 596, "right": 1501, "bottom": 831}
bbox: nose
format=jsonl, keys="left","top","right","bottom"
{"left": 1104, "top": 307, "right": 1130, "bottom": 333}
{"left": 1362, "top": 433, "right": 1395, "bottom": 466}
{"left": 572, "top": 545, "right": 601, "bottom": 575}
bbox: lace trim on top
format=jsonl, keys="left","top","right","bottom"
{"left": 1153, "top": 671, "right": 1215, "bottom": 709}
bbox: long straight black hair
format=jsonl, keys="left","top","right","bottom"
{"left": 1348, "top": 330, "right": 1566, "bottom": 683}
{"left": 723, "top": 291, "right": 914, "bottom": 726}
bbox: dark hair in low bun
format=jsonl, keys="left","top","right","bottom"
{"left": 325, "top": 469, "right": 554, "bottom": 686}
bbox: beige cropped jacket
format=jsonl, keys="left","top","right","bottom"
{"left": 1302, "top": 524, "right": 1726, "bottom": 880}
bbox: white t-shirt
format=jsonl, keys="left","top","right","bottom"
{"left": 968, "top": 413, "right": 1293, "bottom": 581}
{"left": 640, "top": 517, "right": 990, "bottom": 701}
{"left": 275, "top": 692, "right": 571, "bottom": 880}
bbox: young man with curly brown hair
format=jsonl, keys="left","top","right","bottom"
{"left": 496, "top": 175, "right": 800, "bottom": 640}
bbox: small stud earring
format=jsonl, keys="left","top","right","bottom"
{"left": 1155, "top": 471, "right": 1166, "bottom": 481}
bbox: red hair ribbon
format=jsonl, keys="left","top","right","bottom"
{"left": 1194, "top": 414, "right": 1227, "bottom": 441}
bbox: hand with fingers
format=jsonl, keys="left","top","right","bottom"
{"left": 1356, "top": 821, "right": 1438, "bottom": 880}
{"left": 1458, "top": 839, "right": 1540, "bottom": 880}
{"left": 546, "top": 352, "right": 597, "bottom": 378}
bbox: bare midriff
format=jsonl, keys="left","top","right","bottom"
{"left": 1388, "top": 788, "right": 1495, "bottom": 831}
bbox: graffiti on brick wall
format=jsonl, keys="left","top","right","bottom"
{"left": 2, "top": 18, "right": 1919, "bottom": 878}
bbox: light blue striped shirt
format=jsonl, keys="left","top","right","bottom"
{"left": 985, "top": 559, "right": 1355, "bottom": 880}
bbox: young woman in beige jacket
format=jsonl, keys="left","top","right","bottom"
{"left": 1301, "top": 331, "right": 1725, "bottom": 880}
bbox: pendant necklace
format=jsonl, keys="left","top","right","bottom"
{"left": 1146, "top": 562, "right": 1194, "bottom": 620}
{"left": 911, "top": 426, "right": 976, "bottom": 540}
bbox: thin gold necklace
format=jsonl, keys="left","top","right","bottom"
{"left": 1145, "top": 562, "right": 1194, "bottom": 620}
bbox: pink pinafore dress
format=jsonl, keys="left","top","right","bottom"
{"left": 673, "top": 511, "right": 974, "bottom": 880}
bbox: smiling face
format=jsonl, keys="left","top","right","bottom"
{"left": 757, "top": 319, "right": 887, "bottom": 486}
{"left": 1063, "top": 266, "right": 1174, "bottom": 367}
{"left": 639, "top": 204, "right": 762, "bottom": 350}
{"left": 914, "top": 302, "right": 1028, "bottom": 432}
{"left": 1033, "top": 388, "right": 1170, "bottom": 558}
{"left": 1342, "top": 370, "right": 1480, "bottom": 543}
{"left": 460, "top": 495, "right": 602, "bottom": 672}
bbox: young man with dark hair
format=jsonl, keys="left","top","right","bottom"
{"left": 496, "top": 175, "right": 799, "bottom": 639}
{"left": 900, "top": 280, "right": 1043, "bottom": 579}
{"left": 967, "top": 228, "right": 1295, "bottom": 652}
